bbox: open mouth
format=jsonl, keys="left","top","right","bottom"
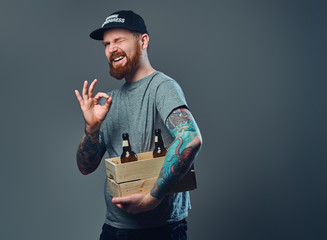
{"left": 113, "top": 56, "right": 124, "bottom": 62}
{"left": 111, "top": 55, "right": 125, "bottom": 64}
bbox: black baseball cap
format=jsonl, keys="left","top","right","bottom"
{"left": 89, "top": 10, "right": 148, "bottom": 40}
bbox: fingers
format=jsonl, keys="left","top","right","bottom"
{"left": 115, "top": 204, "right": 124, "bottom": 209}
{"left": 77, "top": 79, "right": 99, "bottom": 102}
{"left": 114, "top": 203, "right": 132, "bottom": 213}
{"left": 82, "top": 80, "right": 89, "bottom": 100}
{"left": 76, "top": 80, "right": 111, "bottom": 109}
{"left": 74, "top": 90, "right": 84, "bottom": 106}
{"left": 88, "top": 79, "right": 97, "bottom": 98}
{"left": 104, "top": 96, "right": 113, "bottom": 110}
{"left": 112, "top": 194, "right": 151, "bottom": 214}
{"left": 94, "top": 92, "right": 112, "bottom": 108}
{"left": 112, "top": 197, "right": 127, "bottom": 210}
{"left": 94, "top": 92, "right": 110, "bottom": 100}
{"left": 112, "top": 196, "right": 130, "bottom": 204}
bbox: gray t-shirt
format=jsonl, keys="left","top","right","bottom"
{"left": 100, "top": 71, "right": 191, "bottom": 229}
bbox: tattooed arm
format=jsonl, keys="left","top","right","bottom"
{"left": 151, "top": 107, "right": 202, "bottom": 199}
{"left": 75, "top": 79, "right": 112, "bottom": 175}
{"left": 112, "top": 107, "right": 202, "bottom": 213}
{"left": 76, "top": 129, "right": 106, "bottom": 175}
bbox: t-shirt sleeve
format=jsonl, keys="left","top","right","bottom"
{"left": 155, "top": 79, "right": 188, "bottom": 122}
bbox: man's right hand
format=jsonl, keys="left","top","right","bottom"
{"left": 75, "top": 79, "right": 112, "bottom": 132}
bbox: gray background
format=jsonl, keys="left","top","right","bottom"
{"left": 1, "top": 0, "right": 326, "bottom": 239}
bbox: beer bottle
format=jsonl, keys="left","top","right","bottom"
{"left": 153, "top": 129, "right": 167, "bottom": 158}
{"left": 120, "top": 133, "right": 138, "bottom": 163}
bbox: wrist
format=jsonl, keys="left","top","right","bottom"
{"left": 85, "top": 123, "right": 101, "bottom": 133}
{"left": 146, "top": 192, "right": 162, "bottom": 207}
{"left": 149, "top": 191, "right": 163, "bottom": 203}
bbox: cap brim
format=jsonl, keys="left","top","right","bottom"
{"left": 89, "top": 27, "right": 107, "bottom": 40}
{"left": 90, "top": 25, "right": 147, "bottom": 40}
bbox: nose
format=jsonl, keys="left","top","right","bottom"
{"left": 108, "top": 44, "right": 118, "bottom": 55}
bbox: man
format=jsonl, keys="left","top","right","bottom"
{"left": 74, "top": 10, "right": 202, "bottom": 240}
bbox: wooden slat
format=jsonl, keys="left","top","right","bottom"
{"left": 107, "top": 169, "right": 197, "bottom": 197}
{"left": 105, "top": 152, "right": 165, "bottom": 183}
{"left": 105, "top": 151, "right": 197, "bottom": 197}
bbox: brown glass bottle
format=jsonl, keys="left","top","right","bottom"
{"left": 120, "top": 133, "right": 138, "bottom": 163}
{"left": 153, "top": 129, "right": 167, "bottom": 158}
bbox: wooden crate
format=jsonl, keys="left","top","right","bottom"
{"left": 105, "top": 151, "right": 197, "bottom": 197}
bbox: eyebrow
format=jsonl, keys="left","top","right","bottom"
{"left": 102, "top": 37, "right": 126, "bottom": 45}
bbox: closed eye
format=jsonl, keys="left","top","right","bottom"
{"left": 102, "top": 37, "right": 126, "bottom": 47}
{"left": 102, "top": 41, "right": 110, "bottom": 47}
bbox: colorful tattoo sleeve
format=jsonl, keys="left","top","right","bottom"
{"left": 76, "top": 129, "right": 106, "bottom": 175}
{"left": 150, "top": 108, "right": 202, "bottom": 199}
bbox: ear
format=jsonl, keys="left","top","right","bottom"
{"left": 141, "top": 34, "right": 149, "bottom": 50}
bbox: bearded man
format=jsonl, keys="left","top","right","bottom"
{"left": 74, "top": 10, "right": 202, "bottom": 240}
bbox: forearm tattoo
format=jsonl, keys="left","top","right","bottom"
{"left": 151, "top": 108, "right": 202, "bottom": 199}
{"left": 76, "top": 129, "right": 105, "bottom": 174}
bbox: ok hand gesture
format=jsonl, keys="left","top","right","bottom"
{"left": 75, "top": 79, "right": 112, "bottom": 132}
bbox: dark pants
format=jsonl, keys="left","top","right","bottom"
{"left": 99, "top": 219, "right": 188, "bottom": 240}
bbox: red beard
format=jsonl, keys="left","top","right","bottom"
{"left": 109, "top": 41, "right": 141, "bottom": 80}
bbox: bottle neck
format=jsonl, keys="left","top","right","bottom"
{"left": 122, "top": 139, "right": 132, "bottom": 150}
{"left": 155, "top": 134, "right": 164, "bottom": 147}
